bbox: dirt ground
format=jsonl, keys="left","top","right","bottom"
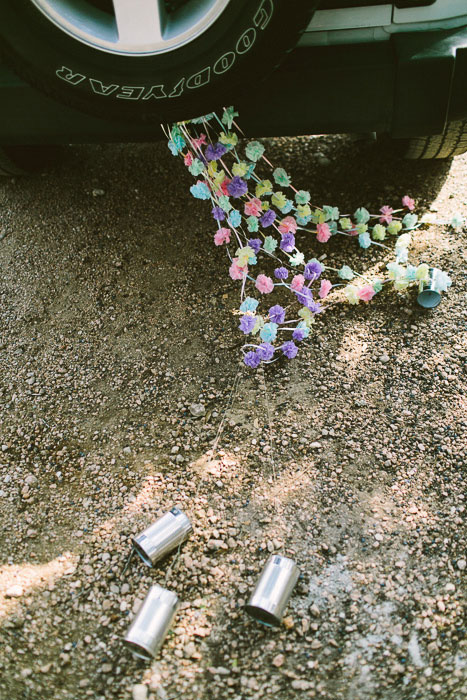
{"left": 0, "top": 133, "right": 466, "bottom": 700}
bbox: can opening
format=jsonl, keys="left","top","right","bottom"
{"left": 244, "top": 604, "right": 280, "bottom": 627}
{"left": 417, "top": 290, "right": 441, "bottom": 309}
{"left": 132, "top": 539, "right": 154, "bottom": 567}
{"left": 124, "top": 640, "right": 155, "bottom": 661}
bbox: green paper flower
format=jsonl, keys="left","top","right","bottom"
{"left": 245, "top": 140, "right": 265, "bottom": 162}
{"left": 339, "top": 217, "right": 353, "bottom": 231}
{"left": 252, "top": 316, "right": 265, "bottom": 335}
{"left": 256, "top": 180, "right": 273, "bottom": 198}
{"left": 338, "top": 265, "right": 354, "bottom": 280}
{"left": 387, "top": 220, "right": 402, "bottom": 236}
{"left": 290, "top": 252, "right": 305, "bottom": 266}
{"left": 218, "top": 195, "right": 232, "bottom": 213}
{"left": 219, "top": 131, "right": 238, "bottom": 148}
{"left": 232, "top": 161, "right": 248, "bottom": 177}
{"left": 298, "top": 307, "right": 314, "bottom": 327}
{"left": 247, "top": 216, "right": 259, "bottom": 232}
{"left": 271, "top": 191, "right": 287, "bottom": 209}
{"left": 402, "top": 213, "right": 418, "bottom": 230}
{"left": 356, "top": 223, "right": 368, "bottom": 235}
{"left": 295, "top": 190, "right": 311, "bottom": 205}
{"left": 323, "top": 205, "right": 340, "bottom": 221}
{"left": 312, "top": 209, "right": 326, "bottom": 225}
{"left": 263, "top": 236, "right": 278, "bottom": 253}
{"left": 273, "top": 167, "right": 291, "bottom": 187}
{"left": 372, "top": 224, "right": 386, "bottom": 240}
{"left": 296, "top": 204, "right": 311, "bottom": 219}
{"left": 354, "top": 207, "right": 370, "bottom": 224}
{"left": 222, "top": 106, "right": 239, "bottom": 129}
{"left": 188, "top": 158, "right": 205, "bottom": 176}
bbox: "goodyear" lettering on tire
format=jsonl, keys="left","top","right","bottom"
{"left": 55, "top": 0, "right": 273, "bottom": 100}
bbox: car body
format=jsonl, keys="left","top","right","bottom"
{"left": 1, "top": 1, "right": 467, "bottom": 158}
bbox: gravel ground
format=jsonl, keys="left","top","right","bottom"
{"left": 0, "top": 133, "right": 466, "bottom": 700}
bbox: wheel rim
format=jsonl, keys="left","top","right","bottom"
{"left": 30, "top": 0, "right": 230, "bottom": 56}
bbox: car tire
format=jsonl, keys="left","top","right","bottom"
{"left": 0, "top": 0, "right": 318, "bottom": 123}
{"left": 401, "top": 119, "right": 467, "bottom": 160}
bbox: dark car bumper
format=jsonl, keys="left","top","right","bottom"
{"left": 1, "top": 23, "right": 467, "bottom": 144}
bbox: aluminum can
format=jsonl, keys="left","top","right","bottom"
{"left": 245, "top": 554, "right": 300, "bottom": 626}
{"left": 132, "top": 507, "right": 192, "bottom": 567}
{"left": 417, "top": 268, "right": 442, "bottom": 308}
{"left": 124, "top": 584, "right": 178, "bottom": 659}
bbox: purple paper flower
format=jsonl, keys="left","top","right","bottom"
{"left": 280, "top": 232, "right": 295, "bottom": 253}
{"left": 239, "top": 315, "right": 257, "bottom": 334}
{"left": 304, "top": 260, "right": 323, "bottom": 281}
{"left": 227, "top": 176, "right": 248, "bottom": 198}
{"left": 205, "top": 142, "right": 227, "bottom": 161}
{"left": 212, "top": 205, "right": 225, "bottom": 221}
{"left": 248, "top": 238, "right": 262, "bottom": 254}
{"left": 257, "top": 343, "right": 275, "bottom": 361}
{"left": 281, "top": 341, "right": 298, "bottom": 359}
{"left": 295, "top": 286, "right": 313, "bottom": 307}
{"left": 274, "top": 267, "right": 289, "bottom": 280}
{"left": 269, "top": 305, "right": 285, "bottom": 324}
{"left": 244, "top": 350, "right": 261, "bottom": 368}
{"left": 260, "top": 209, "right": 276, "bottom": 227}
{"left": 292, "top": 327, "right": 306, "bottom": 341}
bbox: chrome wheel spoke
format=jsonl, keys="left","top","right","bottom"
{"left": 112, "top": 0, "right": 165, "bottom": 47}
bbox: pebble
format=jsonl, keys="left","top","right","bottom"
{"left": 189, "top": 403, "right": 205, "bottom": 418}
{"left": 457, "top": 559, "right": 466, "bottom": 570}
{"left": 379, "top": 354, "right": 390, "bottom": 363}
{"left": 132, "top": 684, "right": 148, "bottom": 700}
{"left": 272, "top": 654, "right": 285, "bottom": 667}
{"left": 6, "top": 585, "right": 23, "bottom": 598}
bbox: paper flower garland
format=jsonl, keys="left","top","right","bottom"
{"left": 163, "top": 108, "right": 452, "bottom": 368}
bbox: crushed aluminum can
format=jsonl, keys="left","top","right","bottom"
{"left": 132, "top": 507, "right": 192, "bottom": 567}
{"left": 245, "top": 554, "right": 300, "bottom": 626}
{"left": 124, "top": 584, "right": 178, "bottom": 660}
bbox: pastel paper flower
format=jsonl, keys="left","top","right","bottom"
{"left": 292, "top": 327, "right": 306, "bottom": 341}
{"left": 245, "top": 141, "right": 265, "bottom": 162}
{"left": 338, "top": 265, "right": 354, "bottom": 280}
{"left": 255, "top": 274, "right": 274, "bottom": 294}
{"left": 244, "top": 198, "right": 263, "bottom": 217}
{"left": 188, "top": 158, "right": 205, "bottom": 176}
{"left": 227, "top": 176, "right": 248, "bottom": 198}
{"left": 256, "top": 180, "right": 273, "bottom": 197}
{"left": 450, "top": 213, "right": 464, "bottom": 230}
{"left": 387, "top": 221, "right": 402, "bottom": 236}
{"left": 402, "top": 213, "right": 418, "bottom": 230}
{"left": 289, "top": 252, "right": 305, "bottom": 266}
{"left": 354, "top": 207, "right": 370, "bottom": 224}
{"left": 191, "top": 133, "right": 207, "bottom": 149}
{"left": 247, "top": 216, "right": 259, "bottom": 233}
{"left": 190, "top": 181, "right": 211, "bottom": 200}
{"left": 345, "top": 285, "right": 359, "bottom": 304}
{"left": 244, "top": 351, "right": 260, "bottom": 369}
{"left": 248, "top": 238, "right": 262, "bottom": 254}
{"left": 212, "top": 205, "right": 225, "bottom": 221}
{"left": 228, "top": 209, "right": 241, "bottom": 227}
{"left": 218, "top": 131, "right": 238, "bottom": 148}
{"left": 357, "top": 285, "right": 376, "bottom": 302}
{"left": 323, "top": 205, "right": 339, "bottom": 221}
{"left": 291, "top": 274, "right": 305, "bottom": 291}
{"left": 379, "top": 205, "right": 394, "bottom": 224}
{"left": 319, "top": 279, "right": 332, "bottom": 299}
{"left": 260, "top": 210, "right": 276, "bottom": 227}
{"left": 274, "top": 267, "right": 289, "bottom": 280}
{"left": 295, "top": 190, "right": 311, "bottom": 205}
{"left": 271, "top": 192, "right": 287, "bottom": 209}
{"left": 222, "top": 106, "right": 239, "bottom": 129}
{"left": 278, "top": 216, "right": 297, "bottom": 234}
{"left": 269, "top": 305, "right": 285, "bottom": 324}
{"left": 316, "top": 222, "right": 331, "bottom": 243}
{"left": 273, "top": 168, "right": 291, "bottom": 187}
{"left": 257, "top": 343, "right": 275, "bottom": 362}
{"left": 184, "top": 152, "right": 193, "bottom": 167}
{"left": 358, "top": 232, "right": 371, "bottom": 249}
{"left": 339, "top": 217, "right": 353, "bottom": 231}
{"left": 431, "top": 268, "right": 452, "bottom": 293}
{"left": 281, "top": 341, "right": 298, "bottom": 359}
{"left": 402, "top": 195, "right": 415, "bottom": 211}
{"left": 260, "top": 322, "right": 278, "bottom": 342}
{"left": 240, "top": 297, "right": 259, "bottom": 313}
{"left": 229, "top": 258, "right": 247, "bottom": 280}
{"left": 205, "top": 142, "right": 227, "bottom": 161}
{"left": 279, "top": 200, "right": 294, "bottom": 214}
{"left": 304, "top": 260, "right": 322, "bottom": 281}
{"left": 239, "top": 315, "right": 257, "bottom": 334}
{"left": 372, "top": 224, "right": 386, "bottom": 240}
{"left": 214, "top": 227, "right": 230, "bottom": 245}
{"left": 218, "top": 195, "right": 232, "bottom": 212}
{"left": 263, "top": 236, "right": 277, "bottom": 253}
{"left": 415, "top": 263, "right": 430, "bottom": 282}
{"left": 280, "top": 232, "right": 295, "bottom": 253}
{"left": 296, "top": 204, "right": 312, "bottom": 219}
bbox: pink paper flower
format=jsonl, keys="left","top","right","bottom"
{"left": 244, "top": 198, "right": 262, "bottom": 217}
{"left": 357, "top": 285, "right": 376, "bottom": 302}
{"left": 290, "top": 274, "right": 305, "bottom": 292}
{"left": 184, "top": 152, "right": 193, "bottom": 167}
{"left": 348, "top": 227, "right": 359, "bottom": 236}
{"left": 379, "top": 205, "right": 394, "bottom": 224}
{"left": 192, "top": 133, "right": 206, "bottom": 149}
{"left": 278, "top": 216, "right": 297, "bottom": 235}
{"left": 402, "top": 195, "right": 415, "bottom": 211}
{"left": 214, "top": 227, "right": 231, "bottom": 246}
{"left": 220, "top": 178, "right": 230, "bottom": 196}
{"left": 229, "top": 258, "right": 247, "bottom": 280}
{"left": 318, "top": 279, "right": 333, "bottom": 299}
{"left": 255, "top": 274, "right": 274, "bottom": 294}
{"left": 316, "top": 222, "right": 331, "bottom": 243}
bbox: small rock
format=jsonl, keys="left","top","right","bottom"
{"left": 457, "top": 559, "right": 466, "bottom": 571}
{"left": 6, "top": 585, "right": 23, "bottom": 598}
{"left": 92, "top": 188, "right": 105, "bottom": 197}
{"left": 189, "top": 403, "right": 205, "bottom": 418}
{"left": 20, "top": 668, "right": 32, "bottom": 678}
{"left": 132, "top": 684, "right": 148, "bottom": 700}
{"left": 379, "top": 354, "right": 390, "bottom": 363}
{"left": 283, "top": 616, "right": 294, "bottom": 629}
{"left": 272, "top": 654, "right": 285, "bottom": 667}
{"left": 310, "top": 442, "right": 322, "bottom": 449}
{"left": 171, "top": 445, "right": 179, "bottom": 454}
{"left": 183, "top": 642, "right": 196, "bottom": 658}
